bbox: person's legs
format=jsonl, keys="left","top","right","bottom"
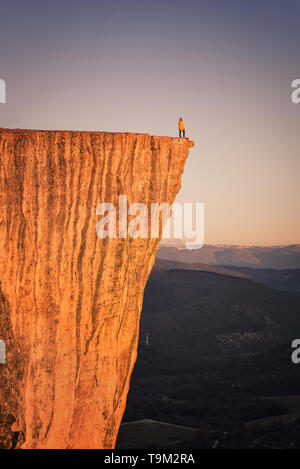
{"left": 179, "top": 130, "right": 181, "bottom": 137}
{"left": 183, "top": 130, "right": 185, "bottom": 138}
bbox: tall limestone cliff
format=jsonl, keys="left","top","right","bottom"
{"left": 0, "top": 128, "right": 193, "bottom": 448}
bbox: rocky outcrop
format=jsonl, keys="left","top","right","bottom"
{"left": 0, "top": 128, "right": 193, "bottom": 448}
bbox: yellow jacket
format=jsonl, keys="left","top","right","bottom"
{"left": 178, "top": 119, "right": 185, "bottom": 131}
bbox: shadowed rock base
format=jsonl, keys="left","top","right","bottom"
{"left": 0, "top": 129, "right": 193, "bottom": 448}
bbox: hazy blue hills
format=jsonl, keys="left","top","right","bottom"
{"left": 158, "top": 244, "right": 300, "bottom": 269}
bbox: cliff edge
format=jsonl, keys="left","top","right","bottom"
{"left": 0, "top": 128, "right": 193, "bottom": 448}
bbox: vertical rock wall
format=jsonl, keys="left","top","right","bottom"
{"left": 0, "top": 129, "right": 193, "bottom": 448}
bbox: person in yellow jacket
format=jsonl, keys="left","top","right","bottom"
{"left": 178, "top": 117, "right": 185, "bottom": 138}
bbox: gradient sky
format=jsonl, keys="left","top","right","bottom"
{"left": 0, "top": 0, "right": 299, "bottom": 245}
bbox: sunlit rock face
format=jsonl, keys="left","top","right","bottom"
{"left": 0, "top": 128, "right": 193, "bottom": 448}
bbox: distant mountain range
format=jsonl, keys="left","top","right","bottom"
{"left": 158, "top": 244, "right": 300, "bottom": 269}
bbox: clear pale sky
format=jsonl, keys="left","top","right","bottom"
{"left": 0, "top": 0, "right": 299, "bottom": 245}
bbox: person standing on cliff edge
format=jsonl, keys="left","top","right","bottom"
{"left": 178, "top": 117, "right": 185, "bottom": 138}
